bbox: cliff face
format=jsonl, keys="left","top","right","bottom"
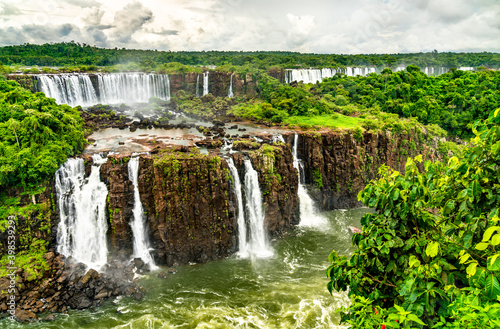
{"left": 293, "top": 130, "right": 439, "bottom": 210}
{"left": 137, "top": 151, "right": 236, "bottom": 266}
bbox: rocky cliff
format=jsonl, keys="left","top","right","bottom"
{"left": 291, "top": 130, "right": 439, "bottom": 210}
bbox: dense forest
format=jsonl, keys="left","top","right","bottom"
{"left": 227, "top": 68, "right": 500, "bottom": 138}
{"left": 0, "top": 42, "right": 499, "bottom": 70}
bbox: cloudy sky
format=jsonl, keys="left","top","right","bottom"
{"left": 0, "top": 0, "right": 499, "bottom": 54}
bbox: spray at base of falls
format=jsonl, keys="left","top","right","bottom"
{"left": 55, "top": 154, "right": 109, "bottom": 270}
{"left": 128, "top": 157, "right": 157, "bottom": 269}
{"left": 293, "top": 133, "right": 328, "bottom": 228}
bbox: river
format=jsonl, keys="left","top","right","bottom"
{"left": 4, "top": 208, "right": 370, "bottom": 329}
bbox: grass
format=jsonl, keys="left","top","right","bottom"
{"left": 284, "top": 113, "right": 364, "bottom": 130}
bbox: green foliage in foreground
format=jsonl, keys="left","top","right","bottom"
{"left": 327, "top": 109, "right": 500, "bottom": 328}
{"left": 0, "top": 77, "right": 85, "bottom": 191}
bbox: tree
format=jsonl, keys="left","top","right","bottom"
{"left": 327, "top": 108, "right": 500, "bottom": 328}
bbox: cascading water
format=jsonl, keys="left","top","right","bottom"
{"left": 36, "top": 73, "right": 171, "bottom": 107}
{"left": 228, "top": 74, "right": 234, "bottom": 98}
{"left": 195, "top": 74, "right": 200, "bottom": 97}
{"left": 128, "top": 156, "right": 156, "bottom": 268}
{"left": 38, "top": 74, "right": 98, "bottom": 107}
{"left": 243, "top": 159, "right": 273, "bottom": 258}
{"left": 202, "top": 72, "right": 209, "bottom": 96}
{"left": 293, "top": 133, "right": 327, "bottom": 228}
{"left": 55, "top": 154, "right": 109, "bottom": 269}
{"left": 227, "top": 158, "right": 248, "bottom": 257}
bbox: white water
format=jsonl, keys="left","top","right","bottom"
{"left": 55, "top": 154, "right": 109, "bottom": 269}
{"left": 228, "top": 74, "right": 234, "bottom": 98}
{"left": 128, "top": 157, "right": 157, "bottom": 268}
{"left": 36, "top": 73, "right": 170, "bottom": 107}
{"left": 243, "top": 159, "right": 273, "bottom": 258}
{"left": 202, "top": 72, "right": 209, "bottom": 96}
{"left": 293, "top": 134, "right": 327, "bottom": 228}
{"left": 195, "top": 74, "right": 200, "bottom": 97}
{"left": 227, "top": 158, "right": 248, "bottom": 257}
{"left": 38, "top": 74, "right": 98, "bottom": 107}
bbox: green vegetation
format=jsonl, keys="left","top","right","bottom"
{"left": 1, "top": 42, "right": 499, "bottom": 71}
{"left": 318, "top": 66, "right": 500, "bottom": 137}
{"left": 284, "top": 113, "right": 363, "bottom": 130}
{"left": 0, "top": 76, "right": 85, "bottom": 280}
{"left": 0, "top": 77, "right": 85, "bottom": 191}
{"left": 327, "top": 109, "right": 500, "bottom": 328}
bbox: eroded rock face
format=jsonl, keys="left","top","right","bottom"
{"left": 0, "top": 251, "right": 142, "bottom": 323}
{"left": 292, "top": 130, "right": 439, "bottom": 210}
{"left": 136, "top": 150, "right": 236, "bottom": 266}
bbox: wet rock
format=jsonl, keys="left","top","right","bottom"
{"left": 157, "top": 272, "right": 168, "bottom": 279}
{"left": 15, "top": 310, "right": 38, "bottom": 323}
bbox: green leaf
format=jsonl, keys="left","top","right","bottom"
{"left": 488, "top": 255, "right": 500, "bottom": 271}
{"left": 475, "top": 242, "right": 490, "bottom": 251}
{"left": 483, "top": 226, "right": 500, "bottom": 242}
{"left": 409, "top": 255, "right": 420, "bottom": 268}
{"left": 472, "top": 180, "right": 481, "bottom": 200}
{"left": 407, "top": 313, "right": 425, "bottom": 325}
{"left": 426, "top": 241, "right": 439, "bottom": 258}
{"left": 467, "top": 262, "right": 477, "bottom": 278}
{"left": 492, "top": 234, "right": 500, "bottom": 246}
{"left": 485, "top": 274, "right": 500, "bottom": 299}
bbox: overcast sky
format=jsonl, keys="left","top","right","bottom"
{"left": 0, "top": 0, "right": 499, "bottom": 54}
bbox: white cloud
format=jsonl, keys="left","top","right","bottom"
{"left": 0, "top": 0, "right": 498, "bottom": 53}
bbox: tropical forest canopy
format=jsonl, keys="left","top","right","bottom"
{"left": 0, "top": 76, "right": 85, "bottom": 192}
{"left": 0, "top": 42, "right": 499, "bottom": 70}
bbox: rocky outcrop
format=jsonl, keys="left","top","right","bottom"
{"left": 0, "top": 251, "right": 142, "bottom": 323}
{"left": 291, "top": 130, "right": 439, "bottom": 210}
{"left": 135, "top": 150, "right": 236, "bottom": 266}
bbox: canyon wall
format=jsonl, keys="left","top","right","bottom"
{"left": 290, "top": 130, "right": 439, "bottom": 210}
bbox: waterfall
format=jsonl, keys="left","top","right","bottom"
{"left": 195, "top": 74, "right": 200, "bottom": 97}
{"left": 128, "top": 157, "right": 157, "bottom": 268}
{"left": 243, "top": 159, "right": 273, "bottom": 258}
{"left": 38, "top": 74, "right": 98, "bottom": 107}
{"left": 228, "top": 74, "right": 234, "bottom": 98}
{"left": 202, "top": 72, "right": 209, "bottom": 96}
{"left": 36, "top": 73, "right": 171, "bottom": 107}
{"left": 227, "top": 158, "right": 248, "bottom": 257}
{"left": 55, "top": 154, "right": 109, "bottom": 269}
{"left": 292, "top": 134, "right": 327, "bottom": 228}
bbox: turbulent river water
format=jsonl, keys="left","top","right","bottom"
{"left": 6, "top": 208, "right": 371, "bottom": 329}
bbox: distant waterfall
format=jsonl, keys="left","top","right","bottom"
{"left": 227, "top": 158, "right": 248, "bottom": 257}
{"left": 36, "top": 73, "right": 171, "bottom": 107}
{"left": 293, "top": 134, "right": 327, "bottom": 228}
{"left": 128, "top": 157, "right": 156, "bottom": 268}
{"left": 228, "top": 74, "right": 234, "bottom": 98}
{"left": 243, "top": 159, "right": 273, "bottom": 258}
{"left": 202, "top": 72, "right": 209, "bottom": 96}
{"left": 97, "top": 73, "right": 170, "bottom": 104}
{"left": 55, "top": 154, "right": 109, "bottom": 269}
